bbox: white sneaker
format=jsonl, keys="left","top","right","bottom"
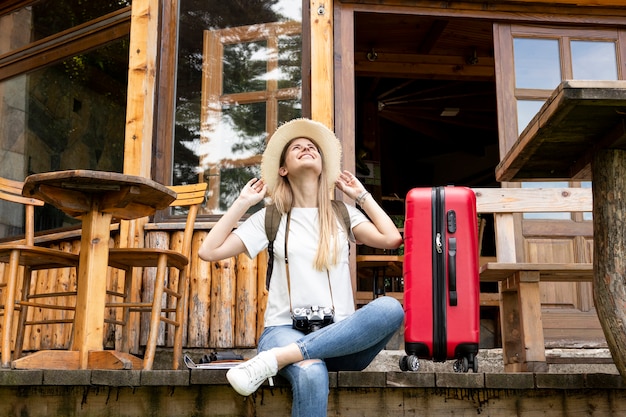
{"left": 226, "top": 351, "right": 278, "bottom": 396}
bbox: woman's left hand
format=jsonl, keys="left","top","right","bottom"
{"left": 335, "top": 170, "right": 365, "bottom": 200}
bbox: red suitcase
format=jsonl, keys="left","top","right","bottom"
{"left": 400, "top": 186, "right": 480, "bottom": 372}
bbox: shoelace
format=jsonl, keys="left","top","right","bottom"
{"left": 242, "top": 356, "right": 275, "bottom": 387}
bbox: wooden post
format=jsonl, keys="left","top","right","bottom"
{"left": 592, "top": 148, "right": 626, "bottom": 382}
{"left": 188, "top": 232, "right": 211, "bottom": 347}
{"left": 256, "top": 250, "right": 269, "bottom": 342}
{"left": 235, "top": 253, "right": 258, "bottom": 348}
{"left": 309, "top": 0, "right": 334, "bottom": 126}
{"left": 209, "top": 258, "right": 236, "bottom": 348}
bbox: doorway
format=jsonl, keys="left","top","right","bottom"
{"left": 354, "top": 13, "right": 499, "bottom": 206}
{"left": 352, "top": 12, "right": 501, "bottom": 347}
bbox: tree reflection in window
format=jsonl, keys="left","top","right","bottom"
{"left": 173, "top": 0, "right": 302, "bottom": 215}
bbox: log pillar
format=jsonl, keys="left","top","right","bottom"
{"left": 592, "top": 148, "right": 626, "bottom": 383}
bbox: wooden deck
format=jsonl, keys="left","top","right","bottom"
{"left": 0, "top": 365, "right": 624, "bottom": 416}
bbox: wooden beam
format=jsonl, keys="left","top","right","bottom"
{"left": 120, "top": 0, "right": 159, "bottom": 268}
{"left": 124, "top": 0, "right": 158, "bottom": 177}
{"left": 310, "top": 0, "right": 334, "bottom": 127}
{"left": 0, "top": 9, "right": 130, "bottom": 83}
{"left": 341, "top": 0, "right": 626, "bottom": 8}
{"left": 355, "top": 53, "right": 495, "bottom": 81}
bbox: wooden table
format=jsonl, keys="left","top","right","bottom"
{"left": 16, "top": 170, "right": 176, "bottom": 370}
{"left": 356, "top": 255, "right": 403, "bottom": 304}
{"left": 495, "top": 80, "right": 626, "bottom": 380}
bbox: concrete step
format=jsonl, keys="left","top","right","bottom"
{"left": 365, "top": 348, "right": 618, "bottom": 374}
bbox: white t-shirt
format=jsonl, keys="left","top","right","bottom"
{"left": 233, "top": 204, "right": 369, "bottom": 327}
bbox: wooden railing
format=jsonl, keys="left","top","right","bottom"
{"left": 474, "top": 187, "right": 597, "bottom": 372}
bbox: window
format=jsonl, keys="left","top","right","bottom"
{"left": 494, "top": 24, "right": 617, "bottom": 221}
{"left": 0, "top": 1, "right": 131, "bottom": 235}
{"left": 505, "top": 27, "right": 624, "bottom": 141}
{"left": 171, "top": 0, "right": 302, "bottom": 216}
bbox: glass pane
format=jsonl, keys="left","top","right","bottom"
{"left": 572, "top": 40, "right": 618, "bottom": 80}
{"left": 522, "top": 182, "right": 570, "bottom": 220}
{"left": 514, "top": 38, "right": 561, "bottom": 89}
{"left": 174, "top": 0, "right": 302, "bottom": 215}
{"left": 0, "top": 38, "right": 129, "bottom": 234}
{"left": 278, "top": 99, "right": 302, "bottom": 123}
{"left": 278, "top": 34, "right": 302, "bottom": 89}
{"left": 517, "top": 100, "right": 545, "bottom": 135}
{"left": 223, "top": 41, "right": 268, "bottom": 94}
{"left": 0, "top": 0, "right": 130, "bottom": 54}
{"left": 581, "top": 181, "right": 593, "bottom": 221}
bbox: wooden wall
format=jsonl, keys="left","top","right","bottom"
{"left": 1, "top": 228, "right": 268, "bottom": 355}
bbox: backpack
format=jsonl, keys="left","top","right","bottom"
{"left": 264, "top": 200, "right": 351, "bottom": 289}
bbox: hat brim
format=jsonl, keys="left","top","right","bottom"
{"left": 261, "top": 118, "right": 342, "bottom": 193}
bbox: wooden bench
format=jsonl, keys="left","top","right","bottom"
{"left": 474, "top": 187, "right": 595, "bottom": 372}
{"left": 480, "top": 262, "right": 593, "bottom": 283}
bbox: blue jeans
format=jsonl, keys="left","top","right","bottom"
{"left": 257, "top": 296, "right": 404, "bottom": 417}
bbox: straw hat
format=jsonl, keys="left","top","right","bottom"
{"left": 261, "top": 118, "right": 342, "bottom": 192}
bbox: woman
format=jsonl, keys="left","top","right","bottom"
{"left": 198, "top": 118, "right": 404, "bottom": 416}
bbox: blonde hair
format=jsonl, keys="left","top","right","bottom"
{"left": 270, "top": 139, "right": 341, "bottom": 271}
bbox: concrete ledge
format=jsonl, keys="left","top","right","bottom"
{"left": 91, "top": 370, "right": 141, "bottom": 386}
{"left": 485, "top": 372, "right": 534, "bottom": 389}
{"left": 585, "top": 373, "right": 625, "bottom": 389}
{"left": 141, "top": 370, "right": 190, "bottom": 386}
{"left": 43, "top": 369, "right": 91, "bottom": 385}
{"left": 387, "top": 371, "right": 436, "bottom": 387}
{"left": 189, "top": 368, "right": 227, "bottom": 385}
{"left": 1, "top": 369, "right": 621, "bottom": 390}
{"left": 0, "top": 369, "right": 42, "bottom": 385}
{"left": 536, "top": 373, "right": 586, "bottom": 389}
{"left": 436, "top": 372, "right": 485, "bottom": 388}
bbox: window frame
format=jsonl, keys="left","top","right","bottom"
{"left": 153, "top": 3, "right": 309, "bottom": 223}
{"left": 494, "top": 23, "right": 626, "bottom": 157}
{"left": 0, "top": 6, "right": 131, "bottom": 83}
{"left": 200, "top": 21, "right": 302, "bottom": 213}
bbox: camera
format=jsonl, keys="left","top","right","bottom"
{"left": 292, "top": 306, "right": 334, "bottom": 334}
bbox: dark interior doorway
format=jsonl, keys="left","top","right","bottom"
{"left": 354, "top": 13, "right": 500, "bottom": 217}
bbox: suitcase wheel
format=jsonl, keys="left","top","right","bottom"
{"left": 453, "top": 357, "right": 469, "bottom": 372}
{"left": 453, "top": 354, "right": 478, "bottom": 373}
{"left": 399, "top": 355, "right": 420, "bottom": 372}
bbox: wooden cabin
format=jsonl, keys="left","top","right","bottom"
{"left": 1, "top": 0, "right": 626, "bottom": 372}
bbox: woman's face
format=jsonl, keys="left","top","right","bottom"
{"left": 279, "top": 138, "right": 323, "bottom": 178}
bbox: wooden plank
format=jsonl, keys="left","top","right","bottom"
{"left": 518, "top": 278, "right": 547, "bottom": 368}
{"left": 187, "top": 231, "right": 211, "bottom": 348}
{"left": 235, "top": 253, "right": 257, "bottom": 348}
{"left": 256, "top": 249, "right": 268, "bottom": 342}
{"left": 474, "top": 187, "right": 593, "bottom": 213}
{"left": 209, "top": 258, "right": 235, "bottom": 348}
{"left": 310, "top": 0, "right": 334, "bottom": 126}
{"left": 499, "top": 276, "right": 524, "bottom": 372}
{"left": 480, "top": 262, "right": 594, "bottom": 282}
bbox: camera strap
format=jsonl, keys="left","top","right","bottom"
{"left": 284, "top": 211, "right": 335, "bottom": 315}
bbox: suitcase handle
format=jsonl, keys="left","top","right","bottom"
{"left": 448, "top": 237, "right": 458, "bottom": 306}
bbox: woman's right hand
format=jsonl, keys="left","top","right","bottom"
{"left": 238, "top": 178, "right": 267, "bottom": 207}
{"left": 198, "top": 177, "right": 266, "bottom": 262}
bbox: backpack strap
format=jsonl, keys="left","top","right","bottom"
{"left": 265, "top": 204, "right": 282, "bottom": 289}
{"left": 264, "top": 200, "right": 352, "bottom": 290}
